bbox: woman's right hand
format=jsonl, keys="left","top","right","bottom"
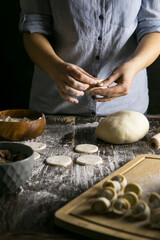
{"left": 23, "top": 33, "right": 99, "bottom": 103}
{"left": 51, "top": 62, "right": 98, "bottom": 103}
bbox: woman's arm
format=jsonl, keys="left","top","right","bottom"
{"left": 89, "top": 32, "right": 160, "bottom": 102}
{"left": 23, "top": 32, "right": 97, "bottom": 104}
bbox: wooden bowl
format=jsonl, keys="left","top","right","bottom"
{"left": 0, "top": 109, "right": 46, "bottom": 141}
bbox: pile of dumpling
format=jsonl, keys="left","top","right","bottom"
{"left": 92, "top": 174, "right": 160, "bottom": 229}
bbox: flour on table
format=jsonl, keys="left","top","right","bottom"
{"left": 75, "top": 144, "right": 98, "bottom": 154}
{"left": 46, "top": 155, "right": 72, "bottom": 167}
{"left": 24, "top": 142, "right": 46, "bottom": 151}
{"left": 76, "top": 155, "right": 103, "bottom": 166}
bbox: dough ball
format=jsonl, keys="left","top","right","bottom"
{"left": 46, "top": 155, "right": 72, "bottom": 167}
{"left": 76, "top": 155, "right": 103, "bottom": 166}
{"left": 96, "top": 111, "right": 149, "bottom": 144}
{"left": 75, "top": 144, "right": 98, "bottom": 153}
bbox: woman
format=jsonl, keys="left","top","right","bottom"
{"left": 19, "top": 0, "right": 160, "bottom": 116}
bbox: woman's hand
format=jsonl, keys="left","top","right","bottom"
{"left": 23, "top": 33, "right": 98, "bottom": 104}
{"left": 89, "top": 61, "right": 137, "bottom": 102}
{"left": 52, "top": 62, "right": 98, "bottom": 104}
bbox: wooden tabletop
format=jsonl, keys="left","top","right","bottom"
{"left": 0, "top": 115, "right": 160, "bottom": 240}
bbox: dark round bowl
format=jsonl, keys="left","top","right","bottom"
{"left": 0, "top": 142, "right": 34, "bottom": 194}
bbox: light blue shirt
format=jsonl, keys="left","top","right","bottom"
{"left": 19, "top": 0, "right": 160, "bottom": 116}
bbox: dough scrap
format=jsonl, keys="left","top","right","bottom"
{"left": 46, "top": 155, "right": 72, "bottom": 167}
{"left": 34, "top": 152, "right": 40, "bottom": 160}
{"left": 24, "top": 142, "right": 46, "bottom": 151}
{"left": 75, "top": 144, "right": 98, "bottom": 153}
{"left": 76, "top": 155, "right": 103, "bottom": 166}
{"left": 96, "top": 110, "right": 149, "bottom": 144}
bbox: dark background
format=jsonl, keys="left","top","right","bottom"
{"left": 1, "top": 2, "right": 160, "bottom": 113}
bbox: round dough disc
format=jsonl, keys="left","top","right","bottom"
{"left": 76, "top": 155, "right": 103, "bottom": 166}
{"left": 34, "top": 152, "right": 40, "bottom": 160}
{"left": 96, "top": 110, "right": 149, "bottom": 144}
{"left": 46, "top": 155, "right": 72, "bottom": 167}
{"left": 24, "top": 142, "right": 46, "bottom": 151}
{"left": 75, "top": 144, "right": 98, "bottom": 153}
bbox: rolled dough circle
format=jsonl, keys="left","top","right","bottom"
{"left": 46, "top": 155, "right": 72, "bottom": 167}
{"left": 75, "top": 144, "right": 98, "bottom": 153}
{"left": 24, "top": 142, "right": 46, "bottom": 151}
{"left": 96, "top": 111, "right": 149, "bottom": 144}
{"left": 76, "top": 155, "right": 103, "bottom": 166}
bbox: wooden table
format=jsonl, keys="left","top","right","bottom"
{"left": 0, "top": 115, "right": 160, "bottom": 240}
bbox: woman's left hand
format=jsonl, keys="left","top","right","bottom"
{"left": 89, "top": 61, "right": 137, "bottom": 102}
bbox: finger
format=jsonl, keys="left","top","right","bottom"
{"left": 62, "top": 84, "right": 85, "bottom": 97}
{"left": 89, "top": 80, "right": 128, "bottom": 98}
{"left": 103, "top": 71, "right": 121, "bottom": 87}
{"left": 96, "top": 79, "right": 105, "bottom": 87}
{"left": 67, "top": 65, "right": 98, "bottom": 85}
{"left": 89, "top": 87, "right": 109, "bottom": 96}
{"left": 86, "top": 86, "right": 107, "bottom": 93}
{"left": 67, "top": 76, "right": 89, "bottom": 91}
{"left": 60, "top": 91, "right": 79, "bottom": 104}
{"left": 78, "top": 68, "right": 105, "bottom": 87}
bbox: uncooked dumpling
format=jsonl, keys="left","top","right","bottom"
{"left": 112, "top": 197, "right": 130, "bottom": 215}
{"left": 132, "top": 201, "right": 150, "bottom": 220}
{"left": 98, "top": 187, "right": 117, "bottom": 202}
{"left": 124, "top": 183, "right": 142, "bottom": 197}
{"left": 111, "top": 174, "right": 127, "bottom": 190}
{"left": 96, "top": 111, "right": 149, "bottom": 144}
{"left": 92, "top": 197, "right": 111, "bottom": 213}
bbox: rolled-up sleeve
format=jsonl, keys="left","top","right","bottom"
{"left": 136, "top": 0, "right": 160, "bottom": 42}
{"left": 19, "top": 0, "right": 52, "bottom": 35}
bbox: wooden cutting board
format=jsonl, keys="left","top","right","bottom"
{"left": 55, "top": 154, "right": 160, "bottom": 240}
